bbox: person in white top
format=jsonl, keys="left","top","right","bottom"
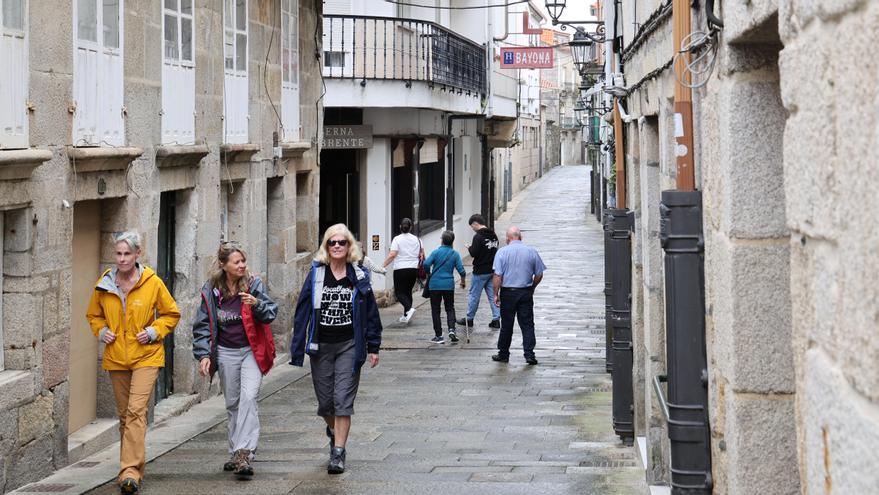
{"left": 382, "top": 218, "right": 424, "bottom": 323}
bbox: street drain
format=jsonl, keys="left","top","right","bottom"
{"left": 578, "top": 460, "right": 638, "bottom": 468}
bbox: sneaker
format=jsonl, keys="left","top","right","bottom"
{"left": 456, "top": 317, "right": 474, "bottom": 327}
{"left": 223, "top": 455, "right": 236, "bottom": 471}
{"left": 119, "top": 478, "right": 139, "bottom": 494}
{"left": 448, "top": 331, "right": 459, "bottom": 343}
{"left": 429, "top": 336, "right": 445, "bottom": 344}
{"left": 491, "top": 354, "right": 509, "bottom": 363}
{"left": 403, "top": 308, "right": 416, "bottom": 322}
{"left": 488, "top": 319, "right": 500, "bottom": 329}
{"left": 233, "top": 448, "right": 253, "bottom": 477}
{"left": 525, "top": 357, "right": 539, "bottom": 365}
{"left": 328, "top": 446, "right": 346, "bottom": 474}
{"left": 326, "top": 426, "right": 336, "bottom": 455}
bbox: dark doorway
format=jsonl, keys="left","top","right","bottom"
{"left": 392, "top": 139, "right": 415, "bottom": 230}
{"left": 319, "top": 149, "right": 359, "bottom": 241}
{"left": 155, "top": 191, "right": 176, "bottom": 401}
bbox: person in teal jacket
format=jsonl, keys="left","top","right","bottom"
{"left": 422, "top": 231, "right": 466, "bottom": 344}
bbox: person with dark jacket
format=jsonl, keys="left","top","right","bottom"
{"left": 192, "top": 242, "right": 278, "bottom": 478}
{"left": 456, "top": 214, "right": 501, "bottom": 329}
{"left": 291, "top": 223, "right": 383, "bottom": 475}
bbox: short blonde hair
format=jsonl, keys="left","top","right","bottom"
{"left": 315, "top": 223, "right": 362, "bottom": 265}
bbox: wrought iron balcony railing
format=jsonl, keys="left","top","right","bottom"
{"left": 323, "top": 15, "right": 487, "bottom": 96}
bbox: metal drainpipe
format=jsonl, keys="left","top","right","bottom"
{"left": 605, "top": 0, "right": 635, "bottom": 446}
{"left": 446, "top": 114, "right": 484, "bottom": 232}
{"left": 655, "top": 0, "right": 712, "bottom": 492}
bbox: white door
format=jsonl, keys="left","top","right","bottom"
{"left": 281, "top": 0, "right": 299, "bottom": 142}
{"left": 162, "top": 0, "right": 195, "bottom": 145}
{"left": 223, "top": 0, "right": 248, "bottom": 144}
{"left": 73, "top": 0, "right": 124, "bottom": 146}
{"left": 0, "top": 0, "right": 27, "bottom": 149}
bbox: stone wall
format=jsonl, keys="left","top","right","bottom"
{"left": 616, "top": 0, "right": 879, "bottom": 492}
{"left": 0, "top": 0, "right": 322, "bottom": 491}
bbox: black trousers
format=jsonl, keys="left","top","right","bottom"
{"left": 429, "top": 290, "right": 456, "bottom": 336}
{"left": 393, "top": 268, "right": 418, "bottom": 314}
{"left": 496, "top": 287, "right": 536, "bottom": 359}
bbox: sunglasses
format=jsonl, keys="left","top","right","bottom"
{"left": 327, "top": 239, "right": 349, "bottom": 247}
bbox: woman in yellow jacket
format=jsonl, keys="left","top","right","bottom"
{"left": 86, "top": 231, "right": 180, "bottom": 495}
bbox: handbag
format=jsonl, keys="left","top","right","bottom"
{"left": 416, "top": 238, "right": 428, "bottom": 280}
{"left": 421, "top": 250, "right": 454, "bottom": 299}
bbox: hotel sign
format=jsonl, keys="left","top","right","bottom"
{"left": 500, "top": 47, "right": 554, "bottom": 69}
{"left": 322, "top": 125, "right": 373, "bottom": 149}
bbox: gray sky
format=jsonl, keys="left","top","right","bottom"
{"left": 535, "top": 0, "right": 598, "bottom": 23}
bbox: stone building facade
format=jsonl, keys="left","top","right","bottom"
{"left": 0, "top": 0, "right": 322, "bottom": 491}
{"left": 608, "top": 0, "right": 879, "bottom": 492}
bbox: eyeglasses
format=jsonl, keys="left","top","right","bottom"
{"left": 327, "top": 239, "right": 349, "bottom": 247}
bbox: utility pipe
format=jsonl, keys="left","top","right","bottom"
{"left": 673, "top": 0, "right": 696, "bottom": 190}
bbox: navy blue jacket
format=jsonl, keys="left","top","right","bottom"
{"left": 290, "top": 262, "right": 382, "bottom": 373}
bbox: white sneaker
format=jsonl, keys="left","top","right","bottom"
{"left": 398, "top": 315, "right": 408, "bottom": 323}
{"left": 403, "top": 308, "right": 416, "bottom": 323}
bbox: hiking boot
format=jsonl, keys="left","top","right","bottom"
{"left": 119, "top": 478, "right": 139, "bottom": 494}
{"left": 223, "top": 454, "right": 236, "bottom": 471}
{"left": 233, "top": 449, "right": 254, "bottom": 477}
{"left": 429, "top": 336, "right": 445, "bottom": 344}
{"left": 488, "top": 319, "right": 500, "bottom": 329}
{"left": 326, "top": 426, "right": 335, "bottom": 455}
{"left": 328, "top": 446, "right": 346, "bottom": 474}
{"left": 456, "top": 317, "right": 474, "bottom": 327}
{"left": 448, "top": 331, "right": 459, "bottom": 343}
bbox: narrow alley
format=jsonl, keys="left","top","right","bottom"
{"left": 79, "top": 166, "right": 645, "bottom": 495}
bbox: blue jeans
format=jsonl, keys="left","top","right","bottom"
{"left": 467, "top": 273, "right": 500, "bottom": 321}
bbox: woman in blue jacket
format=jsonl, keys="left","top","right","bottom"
{"left": 423, "top": 231, "right": 466, "bottom": 344}
{"left": 290, "top": 223, "right": 382, "bottom": 475}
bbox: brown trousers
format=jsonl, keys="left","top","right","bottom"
{"left": 109, "top": 366, "right": 159, "bottom": 482}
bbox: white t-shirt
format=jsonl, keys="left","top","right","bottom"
{"left": 390, "top": 233, "right": 421, "bottom": 270}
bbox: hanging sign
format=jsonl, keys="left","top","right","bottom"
{"left": 500, "top": 47, "right": 554, "bottom": 69}
{"left": 322, "top": 125, "right": 373, "bottom": 149}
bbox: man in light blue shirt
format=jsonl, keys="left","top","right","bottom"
{"left": 491, "top": 226, "right": 546, "bottom": 365}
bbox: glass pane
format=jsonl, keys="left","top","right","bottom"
{"left": 281, "top": 16, "right": 289, "bottom": 49}
{"left": 236, "top": 0, "right": 245, "bottom": 31}
{"left": 224, "top": 0, "right": 232, "bottom": 28}
{"left": 181, "top": 0, "right": 192, "bottom": 15}
{"left": 103, "top": 0, "right": 120, "bottom": 48}
{"left": 2, "top": 0, "right": 24, "bottom": 30}
{"left": 282, "top": 47, "right": 289, "bottom": 82}
{"left": 164, "top": 14, "right": 179, "bottom": 60}
{"left": 224, "top": 30, "right": 234, "bottom": 69}
{"left": 181, "top": 17, "right": 193, "bottom": 61}
{"left": 290, "top": 51, "right": 298, "bottom": 84}
{"left": 236, "top": 33, "right": 246, "bottom": 71}
{"left": 164, "top": 0, "right": 176, "bottom": 10}
{"left": 77, "top": 0, "right": 97, "bottom": 41}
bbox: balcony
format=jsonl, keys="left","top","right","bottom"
{"left": 323, "top": 15, "right": 487, "bottom": 113}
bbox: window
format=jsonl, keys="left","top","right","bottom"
{"left": 162, "top": 0, "right": 195, "bottom": 144}
{"left": 281, "top": 0, "right": 300, "bottom": 141}
{"left": 74, "top": 0, "right": 124, "bottom": 145}
{"left": 324, "top": 51, "right": 345, "bottom": 67}
{"left": 1, "top": 0, "right": 28, "bottom": 149}
{"left": 223, "top": 0, "right": 248, "bottom": 143}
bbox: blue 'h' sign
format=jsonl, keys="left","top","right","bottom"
{"left": 503, "top": 51, "right": 514, "bottom": 65}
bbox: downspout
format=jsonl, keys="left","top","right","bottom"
{"left": 446, "top": 114, "right": 484, "bottom": 231}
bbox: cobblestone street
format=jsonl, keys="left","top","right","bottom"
{"left": 84, "top": 165, "right": 645, "bottom": 494}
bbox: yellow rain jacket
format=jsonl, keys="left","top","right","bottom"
{"left": 86, "top": 264, "right": 180, "bottom": 370}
